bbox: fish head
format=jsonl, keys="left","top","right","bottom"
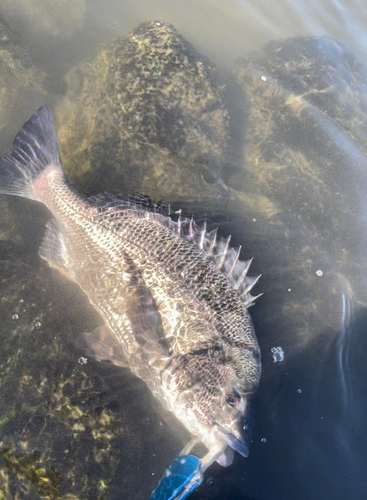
{"left": 210, "top": 344, "right": 260, "bottom": 461}
{"left": 167, "top": 343, "right": 260, "bottom": 464}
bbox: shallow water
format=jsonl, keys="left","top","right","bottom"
{"left": 0, "top": 1, "right": 367, "bottom": 499}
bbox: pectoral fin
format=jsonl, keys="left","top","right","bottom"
{"left": 38, "top": 218, "right": 71, "bottom": 278}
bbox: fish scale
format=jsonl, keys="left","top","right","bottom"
{"left": 0, "top": 105, "right": 261, "bottom": 468}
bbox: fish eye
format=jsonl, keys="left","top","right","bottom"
{"left": 226, "top": 392, "right": 236, "bottom": 406}
{"left": 225, "top": 389, "right": 241, "bottom": 407}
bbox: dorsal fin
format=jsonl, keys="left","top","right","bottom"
{"left": 127, "top": 194, "right": 171, "bottom": 215}
{"left": 88, "top": 193, "right": 262, "bottom": 306}
{"left": 88, "top": 192, "right": 170, "bottom": 215}
{"left": 178, "top": 219, "right": 262, "bottom": 306}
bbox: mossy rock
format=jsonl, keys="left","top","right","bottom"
{"left": 57, "top": 21, "right": 233, "bottom": 205}
{"left": 228, "top": 35, "right": 367, "bottom": 346}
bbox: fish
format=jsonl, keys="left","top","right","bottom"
{"left": 0, "top": 106, "right": 261, "bottom": 467}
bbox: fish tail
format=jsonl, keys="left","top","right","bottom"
{"left": 0, "top": 105, "right": 61, "bottom": 200}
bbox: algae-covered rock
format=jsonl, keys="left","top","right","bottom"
{"left": 57, "top": 21, "right": 232, "bottom": 205}
{"left": 229, "top": 36, "right": 367, "bottom": 348}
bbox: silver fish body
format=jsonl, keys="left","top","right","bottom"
{"left": 0, "top": 106, "right": 261, "bottom": 466}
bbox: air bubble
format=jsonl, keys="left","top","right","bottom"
{"left": 35, "top": 321, "right": 42, "bottom": 329}
{"left": 261, "top": 437, "right": 266, "bottom": 443}
{"left": 206, "top": 478, "right": 215, "bottom": 488}
{"left": 297, "top": 389, "right": 302, "bottom": 394}
{"left": 12, "top": 313, "right": 18, "bottom": 320}
{"left": 316, "top": 270, "right": 323, "bottom": 277}
{"left": 271, "top": 346, "right": 284, "bottom": 363}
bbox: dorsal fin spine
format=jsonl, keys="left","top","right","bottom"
{"left": 199, "top": 221, "right": 207, "bottom": 250}
{"left": 228, "top": 246, "right": 242, "bottom": 279}
{"left": 244, "top": 293, "right": 263, "bottom": 308}
{"left": 234, "top": 257, "right": 254, "bottom": 290}
{"left": 208, "top": 228, "right": 217, "bottom": 255}
{"left": 240, "top": 274, "right": 262, "bottom": 298}
{"left": 218, "top": 235, "right": 231, "bottom": 269}
{"left": 189, "top": 218, "right": 194, "bottom": 237}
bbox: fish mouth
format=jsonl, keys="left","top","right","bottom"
{"left": 222, "top": 430, "right": 249, "bottom": 458}
{"left": 214, "top": 424, "right": 249, "bottom": 458}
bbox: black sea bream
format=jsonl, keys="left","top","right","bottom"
{"left": 0, "top": 106, "right": 261, "bottom": 466}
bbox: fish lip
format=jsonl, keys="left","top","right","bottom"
{"left": 213, "top": 423, "right": 250, "bottom": 458}
{"left": 223, "top": 430, "right": 249, "bottom": 458}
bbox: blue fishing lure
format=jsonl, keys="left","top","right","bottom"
{"left": 150, "top": 455, "right": 203, "bottom": 500}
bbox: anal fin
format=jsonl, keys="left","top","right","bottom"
{"left": 81, "top": 325, "right": 129, "bottom": 368}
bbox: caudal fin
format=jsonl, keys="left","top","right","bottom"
{"left": 0, "top": 105, "right": 61, "bottom": 200}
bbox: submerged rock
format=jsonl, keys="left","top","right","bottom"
{"left": 57, "top": 21, "right": 233, "bottom": 205}
{"left": 229, "top": 36, "right": 367, "bottom": 349}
